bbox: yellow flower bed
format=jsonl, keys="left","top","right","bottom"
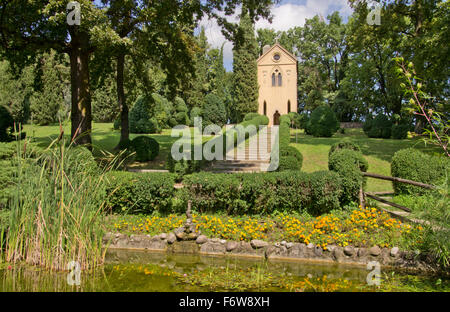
{"left": 110, "top": 207, "right": 422, "bottom": 249}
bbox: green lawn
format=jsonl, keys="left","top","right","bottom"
{"left": 290, "top": 128, "right": 440, "bottom": 192}
{"left": 23, "top": 122, "right": 214, "bottom": 170}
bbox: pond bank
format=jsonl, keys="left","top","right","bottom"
{"left": 103, "top": 232, "right": 443, "bottom": 274}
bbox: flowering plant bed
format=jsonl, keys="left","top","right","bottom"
{"left": 106, "top": 206, "right": 423, "bottom": 251}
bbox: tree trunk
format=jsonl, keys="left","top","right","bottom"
{"left": 116, "top": 53, "right": 129, "bottom": 148}
{"left": 69, "top": 31, "right": 92, "bottom": 149}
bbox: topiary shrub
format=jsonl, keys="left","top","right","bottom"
{"left": 307, "top": 106, "right": 339, "bottom": 137}
{"left": 391, "top": 123, "right": 409, "bottom": 140}
{"left": 364, "top": 114, "right": 392, "bottom": 138}
{"left": 0, "top": 106, "right": 14, "bottom": 142}
{"left": 129, "top": 96, "right": 153, "bottom": 134}
{"left": 391, "top": 148, "right": 449, "bottom": 195}
{"left": 329, "top": 138, "right": 361, "bottom": 158}
{"left": 174, "top": 97, "right": 190, "bottom": 126}
{"left": 189, "top": 107, "right": 203, "bottom": 126}
{"left": 203, "top": 94, "right": 227, "bottom": 128}
{"left": 243, "top": 112, "right": 260, "bottom": 122}
{"left": 279, "top": 146, "right": 303, "bottom": 171}
{"left": 130, "top": 136, "right": 160, "bottom": 162}
{"left": 329, "top": 149, "right": 368, "bottom": 204}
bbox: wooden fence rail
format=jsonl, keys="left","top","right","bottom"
{"left": 360, "top": 172, "right": 437, "bottom": 212}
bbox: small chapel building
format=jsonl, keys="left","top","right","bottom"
{"left": 257, "top": 43, "right": 298, "bottom": 126}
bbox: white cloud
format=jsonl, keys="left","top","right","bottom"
{"left": 199, "top": 0, "right": 353, "bottom": 71}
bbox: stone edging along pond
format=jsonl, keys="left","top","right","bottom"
{"left": 103, "top": 231, "right": 441, "bottom": 273}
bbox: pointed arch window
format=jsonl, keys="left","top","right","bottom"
{"left": 288, "top": 100, "right": 291, "bottom": 113}
{"left": 278, "top": 73, "right": 282, "bottom": 86}
{"left": 272, "top": 73, "right": 276, "bottom": 86}
{"left": 263, "top": 101, "right": 267, "bottom": 116}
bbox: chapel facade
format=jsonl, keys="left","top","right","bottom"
{"left": 257, "top": 43, "right": 298, "bottom": 126}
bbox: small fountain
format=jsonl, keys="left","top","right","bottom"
{"left": 169, "top": 201, "right": 201, "bottom": 254}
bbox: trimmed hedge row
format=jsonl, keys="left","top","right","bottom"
{"left": 391, "top": 148, "right": 449, "bottom": 195}
{"left": 276, "top": 115, "right": 303, "bottom": 171}
{"left": 181, "top": 171, "right": 342, "bottom": 216}
{"left": 105, "top": 171, "right": 177, "bottom": 214}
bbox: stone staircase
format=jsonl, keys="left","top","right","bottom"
{"left": 207, "top": 127, "right": 274, "bottom": 173}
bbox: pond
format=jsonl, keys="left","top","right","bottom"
{"left": 0, "top": 249, "right": 448, "bottom": 292}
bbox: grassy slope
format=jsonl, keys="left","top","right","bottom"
{"left": 290, "top": 128, "right": 440, "bottom": 192}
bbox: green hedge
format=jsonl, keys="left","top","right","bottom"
{"left": 275, "top": 115, "right": 303, "bottom": 171}
{"left": 329, "top": 149, "right": 368, "bottom": 204}
{"left": 105, "top": 171, "right": 176, "bottom": 214}
{"left": 364, "top": 114, "right": 392, "bottom": 139}
{"left": 391, "top": 148, "right": 449, "bottom": 195}
{"left": 181, "top": 171, "right": 342, "bottom": 216}
{"left": 391, "top": 124, "right": 409, "bottom": 140}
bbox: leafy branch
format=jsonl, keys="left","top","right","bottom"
{"left": 395, "top": 57, "right": 449, "bottom": 157}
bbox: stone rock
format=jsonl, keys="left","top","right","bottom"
{"left": 251, "top": 239, "right": 269, "bottom": 249}
{"left": 281, "top": 241, "right": 287, "bottom": 246}
{"left": 390, "top": 247, "right": 399, "bottom": 257}
{"left": 196, "top": 235, "right": 208, "bottom": 244}
{"left": 307, "top": 243, "right": 315, "bottom": 249}
{"left": 231, "top": 242, "right": 263, "bottom": 256}
{"left": 285, "top": 242, "right": 294, "bottom": 249}
{"left": 200, "top": 241, "right": 226, "bottom": 254}
{"left": 333, "top": 246, "right": 345, "bottom": 262}
{"left": 167, "top": 233, "right": 176, "bottom": 244}
{"left": 358, "top": 248, "right": 367, "bottom": 257}
{"left": 211, "top": 238, "right": 220, "bottom": 243}
{"left": 226, "top": 241, "right": 238, "bottom": 252}
{"left": 169, "top": 241, "right": 199, "bottom": 254}
{"left": 344, "top": 246, "right": 355, "bottom": 257}
{"left": 274, "top": 242, "right": 281, "bottom": 248}
{"left": 369, "top": 246, "right": 381, "bottom": 256}
{"left": 314, "top": 246, "right": 323, "bottom": 256}
{"left": 220, "top": 239, "right": 227, "bottom": 245}
{"left": 160, "top": 233, "right": 167, "bottom": 240}
{"left": 287, "top": 243, "right": 306, "bottom": 258}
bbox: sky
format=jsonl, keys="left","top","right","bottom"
{"left": 198, "top": 0, "right": 354, "bottom": 71}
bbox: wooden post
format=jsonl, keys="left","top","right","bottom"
{"left": 359, "top": 185, "right": 365, "bottom": 209}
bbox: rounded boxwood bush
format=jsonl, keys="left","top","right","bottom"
{"left": 130, "top": 136, "right": 160, "bottom": 162}
{"left": 308, "top": 106, "right": 339, "bottom": 137}
{"left": 391, "top": 148, "right": 449, "bottom": 195}
{"left": 278, "top": 146, "right": 303, "bottom": 171}
{"left": 392, "top": 124, "right": 409, "bottom": 140}
{"left": 278, "top": 155, "right": 301, "bottom": 171}
{"left": 329, "top": 149, "right": 368, "bottom": 204}
{"left": 365, "top": 114, "right": 392, "bottom": 138}
{"left": 329, "top": 139, "right": 361, "bottom": 158}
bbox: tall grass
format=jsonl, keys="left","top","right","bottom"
{"left": 0, "top": 128, "right": 120, "bottom": 271}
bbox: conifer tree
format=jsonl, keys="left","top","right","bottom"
{"left": 231, "top": 9, "right": 259, "bottom": 122}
